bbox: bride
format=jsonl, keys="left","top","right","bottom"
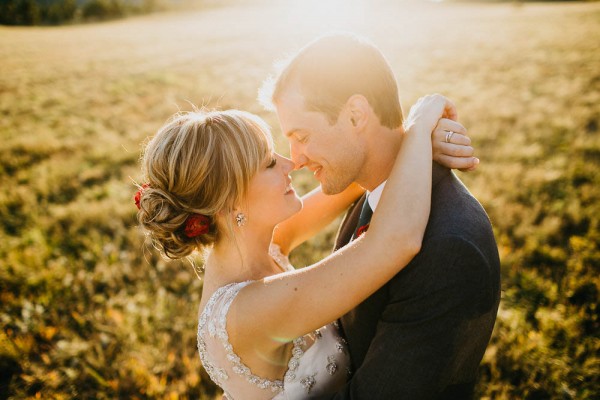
{"left": 136, "top": 95, "right": 467, "bottom": 399}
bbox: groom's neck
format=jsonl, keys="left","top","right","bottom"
{"left": 356, "top": 125, "right": 404, "bottom": 191}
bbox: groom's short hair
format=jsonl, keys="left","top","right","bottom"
{"left": 260, "top": 33, "right": 403, "bottom": 129}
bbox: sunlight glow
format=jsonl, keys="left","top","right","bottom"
{"left": 281, "top": 0, "right": 369, "bottom": 32}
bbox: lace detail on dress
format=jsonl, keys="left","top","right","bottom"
{"left": 269, "top": 243, "right": 294, "bottom": 272}
{"left": 197, "top": 242, "right": 351, "bottom": 399}
{"left": 284, "top": 336, "right": 306, "bottom": 382}
{"left": 198, "top": 281, "right": 288, "bottom": 394}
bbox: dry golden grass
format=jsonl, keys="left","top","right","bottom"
{"left": 1, "top": 1, "right": 599, "bottom": 398}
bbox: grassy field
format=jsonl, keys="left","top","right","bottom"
{"left": 1, "top": 1, "right": 599, "bottom": 398}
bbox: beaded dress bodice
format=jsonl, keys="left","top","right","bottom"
{"left": 197, "top": 244, "right": 350, "bottom": 399}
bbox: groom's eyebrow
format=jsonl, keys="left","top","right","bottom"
{"left": 283, "top": 129, "right": 296, "bottom": 138}
{"left": 284, "top": 128, "right": 301, "bottom": 138}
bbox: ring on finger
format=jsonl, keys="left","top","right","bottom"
{"left": 445, "top": 130, "right": 455, "bottom": 143}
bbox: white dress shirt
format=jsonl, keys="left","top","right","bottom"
{"left": 367, "top": 181, "right": 387, "bottom": 212}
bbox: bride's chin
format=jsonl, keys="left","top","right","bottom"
{"left": 285, "top": 199, "right": 303, "bottom": 219}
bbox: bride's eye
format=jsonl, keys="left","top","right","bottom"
{"left": 267, "top": 156, "right": 277, "bottom": 168}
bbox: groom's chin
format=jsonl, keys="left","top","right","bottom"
{"left": 320, "top": 181, "right": 345, "bottom": 196}
{"left": 319, "top": 182, "right": 334, "bottom": 196}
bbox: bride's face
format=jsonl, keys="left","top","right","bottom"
{"left": 244, "top": 152, "right": 302, "bottom": 227}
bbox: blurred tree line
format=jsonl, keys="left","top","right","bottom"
{"left": 0, "top": 0, "right": 160, "bottom": 25}
{"left": 0, "top": 0, "right": 589, "bottom": 26}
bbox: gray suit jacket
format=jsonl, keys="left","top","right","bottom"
{"left": 321, "top": 162, "right": 501, "bottom": 399}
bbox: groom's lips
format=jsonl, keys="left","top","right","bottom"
{"left": 310, "top": 166, "right": 323, "bottom": 180}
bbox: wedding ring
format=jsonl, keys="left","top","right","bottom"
{"left": 445, "top": 130, "right": 455, "bottom": 143}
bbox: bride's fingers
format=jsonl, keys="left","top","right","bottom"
{"left": 432, "top": 129, "right": 471, "bottom": 147}
{"left": 441, "top": 98, "right": 458, "bottom": 121}
{"left": 434, "top": 154, "right": 480, "bottom": 171}
{"left": 435, "top": 118, "right": 467, "bottom": 136}
{"left": 437, "top": 142, "right": 475, "bottom": 158}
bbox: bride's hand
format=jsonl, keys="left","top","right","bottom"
{"left": 404, "top": 93, "right": 457, "bottom": 135}
{"left": 405, "top": 94, "right": 479, "bottom": 172}
{"left": 432, "top": 119, "right": 479, "bottom": 172}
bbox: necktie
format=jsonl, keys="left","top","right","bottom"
{"left": 352, "top": 196, "right": 373, "bottom": 240}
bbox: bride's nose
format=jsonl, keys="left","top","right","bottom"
{"left": 281, "top": 156, "right": 295, "bottom": 175}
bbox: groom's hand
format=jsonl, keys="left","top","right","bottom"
{"left": 432, "top": 118, "right": 479, "bottom": 172}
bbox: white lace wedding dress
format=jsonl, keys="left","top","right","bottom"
{"left": 197, "top": 244, "right": 351, "bottom": 399}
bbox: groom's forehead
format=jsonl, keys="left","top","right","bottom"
{"left": 276, "top": 90, "right": 309, "bottom": 127}
{"left": 277, "top": 85, "right": 306, "bottom": 110}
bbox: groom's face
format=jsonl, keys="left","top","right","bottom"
{"left": 275, "top": 87, "right": 365, "bottom": 195}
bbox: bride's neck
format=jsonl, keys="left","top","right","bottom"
{"left": 206, "top": 226, "right": 279, "bottom": 285}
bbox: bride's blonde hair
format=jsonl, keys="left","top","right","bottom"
{"left": 137, "top": 109, "right": 273, "bottom": 259}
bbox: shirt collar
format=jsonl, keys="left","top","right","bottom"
{"left": 367, "top": 181, "right": 386, "bottom": 211}
{"left": 366, "top": 162, "right": 450, "bottom": 212}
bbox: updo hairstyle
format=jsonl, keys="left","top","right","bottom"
{"left": 137, "top": 109, "right": 273, "bottom": 259}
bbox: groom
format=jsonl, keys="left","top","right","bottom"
{"left": 262, "top": 33, "right": 501, "bottom": 399}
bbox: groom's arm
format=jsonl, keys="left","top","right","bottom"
{"left": 322, "top": 235, "right": 498, "bottom": 399}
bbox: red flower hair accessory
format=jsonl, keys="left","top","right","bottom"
{"left": 134, "top": 183, "right": 150, "bottom": 210}
{"left": 184, "top": 214, "right": 211, "bottom": 238}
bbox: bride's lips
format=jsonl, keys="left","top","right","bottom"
{"left": 285, "top": 182, "right": 295, "bottom": 195}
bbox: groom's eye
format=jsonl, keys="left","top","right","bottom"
{"left": 267, "top": 156, "right": 277, "bottom": 168}
{"left": 297, "top": 134, "right": 309, "bottom": 144}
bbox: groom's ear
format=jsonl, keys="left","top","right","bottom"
{"left": 345, "top": 94, "right": 370, "bottom": 131}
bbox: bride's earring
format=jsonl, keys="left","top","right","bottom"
{"left": 235, "top": 212, "right": 246, "bottom": 227}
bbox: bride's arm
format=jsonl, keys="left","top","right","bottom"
{"left": 272, "top": 183, "right": 364, "bottom": 255}
{"left": 229, "top": 94, "right": 452, "bottom": 349}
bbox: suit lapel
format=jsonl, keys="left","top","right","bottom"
{"left": 334, "top": 193, "right": 367, "bottom": 251}
{"left": 331, "top": 163, "right": 452, "bottom": 370}
{"left": 335, "top": 162, "right": 448, "bottom": 252}
{"left": 333, "top": 193, "right": 374, "bottom": 370}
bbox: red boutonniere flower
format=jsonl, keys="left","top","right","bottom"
{"left": 185, "top": 214, "right": 211, "bottom": 238}
{"left": 134, "top": 183, "right": 150, "bottom": 210}
{"left": 356, "top": 224, "right": 370, "bottom": 237}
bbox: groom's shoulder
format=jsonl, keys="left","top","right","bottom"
{"left": 411, "top": 169, "right": 500, "bottom": 280}
{"left": 428, "top": 169, "right": 494, "bottom": 242}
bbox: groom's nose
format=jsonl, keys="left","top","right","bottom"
{"left": 290, "top": 144, "right": 308, "bottom": 170}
